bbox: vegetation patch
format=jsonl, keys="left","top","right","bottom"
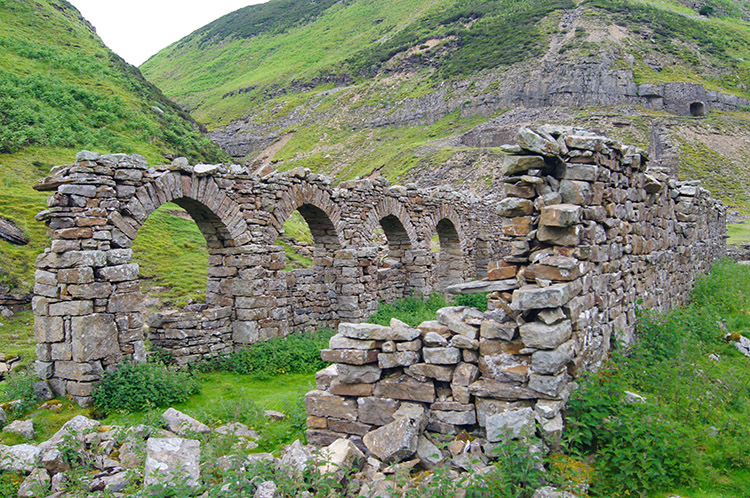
{"left": 561, "top": 259, "right": 750, "bottom": 496}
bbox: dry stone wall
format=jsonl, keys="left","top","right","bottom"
{"left": 304, "top": 126, "right": 726, "bottom": 457}
{"left": 32, "top": 155, "right": 499, "bottom": 405}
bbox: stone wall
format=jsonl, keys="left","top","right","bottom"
{"left": 304, "top": 126, "right": 726, "bottom": 456}
{"left": 32, "top": 155, "right": 500, "bottom": 404}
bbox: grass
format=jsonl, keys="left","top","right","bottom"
{"left": 560, "top": 259, "right": 750, "bottom": 496}
{"left": 727, "top": 222, "right": 750, "bottom": 244}
{"left": 132, "top": 203, "right": 209, "bottom": 308}
{"left": 0, "top": 310, "right": 35, "bottom": 367}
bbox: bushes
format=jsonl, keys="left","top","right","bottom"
{"left": 562, "top": 259, "right": 750, "bottom": 496}
{"left": 368, "top": 293, "right": 449, "bottom": 327}
{"left": 92, "top": 361, "right": 200, "bottom": 414}
{"left": 0, "top": 370, "right": 38, "bottom": 415}
{"left": 198, "top": 330, "right": 335, "bottom": 379}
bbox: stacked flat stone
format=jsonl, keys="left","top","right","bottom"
{"left": 307, "top": 126, "right": 726, "bottom": 460}
{"left": 147, "top": 306, "right": 232, "bottom": 364}
{"left": 33, "top": 152, "right": 501, "bottom": 405}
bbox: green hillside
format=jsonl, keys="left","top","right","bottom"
{"left": 0, "top": 0, "right": 228, "bottom": 295}
{"left": 142, "top": 0, "right": 750, "bottom": 209}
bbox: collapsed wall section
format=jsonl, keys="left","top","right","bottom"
{"left": 305, "top": 126, "right": 726, "bottom": 459}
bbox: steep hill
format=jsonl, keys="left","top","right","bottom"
{"left": 143, "top": 0, "right": 750, "bottom": 208}
{"left": 0, "top": 0, "right": 228, "bottom": 295}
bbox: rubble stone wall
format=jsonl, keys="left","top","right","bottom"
{"left": 304, "top": 126, "right": 727, "bottom": 455}
{"left": 32, "top": 155, "right": 500, "bottom": 405}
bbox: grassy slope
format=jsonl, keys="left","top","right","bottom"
{"left": 142, "top": 0, "right": 750, "bottom": 203}
{"left": 0, "top": 0, "right": 229, "bottom": 296}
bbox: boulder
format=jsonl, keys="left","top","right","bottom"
{"left": 162, "top": 408, "right": 210, "bottom": 435}
{"left": 278, "top": 440, "right": 313, "bottom": 473}
{"left": 318, "top": 438, "right": 365, "bottom": 476}
{"left": 3, "top": 419, "right": 35, "bottom": 439}
{"left": 144, "top": 437, "right": 201, "bottom": 487}
{"left": 0, "top": 444, "right": 40, "bottom": 473}
{"left": 363, "top": 417, "right": 420, "bottom": 463}
{"left": 485, "top": 407, "right": 535, "bottom": 442}
{"left": 17, "top": 468, "right": 50, "bottom": 497}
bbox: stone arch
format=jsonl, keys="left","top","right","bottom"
{"left": 690, "top": 101, "right": 707, "bottom": 117}
{"left": 111, "top": 173, "right": 249, "bottom": 250}
{"left": 430, "top": 206, "right": 467, "bottom": 289}
{"left": 364, "top": 198, "right": 419, "bottom": 250}
{"left": 269, "top": 184, "right": 343, "bottom": 251}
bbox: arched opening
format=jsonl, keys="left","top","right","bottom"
{"left": 132, "top": 202, "right": 208, "bottom": 309}
{"left": 274, "top": 203, "right": 342, "bottom": 331}
{"left": 129, "top": 195, "right": 238, "bottom": 365}
{"left": 435, "top": 218, "right": 463, "bottom": 288}
{"left": 690, "top": 101, "right": 706, "bottom": 117}
{"left": 374, "top": 214, "right": 413, "bottom": 301}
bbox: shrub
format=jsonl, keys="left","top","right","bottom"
{"left": 0, "top": 370, "right": 38, "bottom": 415}
{"left": 368, "top": 293, "right": 449, "bottom": 327}
{"left": 92, "top": 361, "right": 201, "bottom": 414}
{"left": 453, "top": 292, "right": 489, "bottom": 312}
{"left": 198, "top": 330, "right": 334, "bottom": 379}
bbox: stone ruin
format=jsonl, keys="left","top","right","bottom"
{"left": 31, "top": 152, "right": 502, "bottom": 405}
{"left": 303, "top": 125, "right": 726, "bottom": 457}
{"left": 31, "top": 122, "right": 726, "bottom": 437}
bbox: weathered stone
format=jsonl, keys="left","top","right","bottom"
{"left": 389, "top": 318, "right": 422, "bottom": 341}
{"left": 511, "top": 282, "right": 580, "bottom": 311}
{"left": 357, "top": 397, "right": 400, "bottom": 426}
{"left": 449, "top": 335, "right": 479, "bottom": 350}
{"left": 339, "top": 322, "right": 393, "bottom": 341}
{"left": 336, "top": 364, "right": 381, "bottom": 384}
{"left": 532, "top": 486, "right": 580, "bottom": 498}
{"left": 497, "top": 198, "right": 534, "bottom": 217}
{"left": 330, "top": 380, "right": 373, "bottom": 397}
{"left": 162, "top": 408, "right": 211, "bottom": 435}
{"left": 560, "top": 180, "right": 591, "bottom": 205}
{"left": 528, "top": 371, "right": 569, "bottom": 397}
{"left": 416, "top": 436, "right": 443, "bottom": 470}
{"left": 278, "top": 439, "right": 313, "bottom": 473}
{"left": 3, "top": 420, "right": 35, "bottom": 439}
{"left": 423, "top": 347, "right": 461, "bottom": 364}
{"left": 318, "top": 438, "right": 365, "bottom": 476}
{"left": 329, "top": 334, "right": 379, "bottom": 350}
{"left": 485, "top": 407, "right": 535, "bottom": 441}
{"left": 405, "top": 363, "right": 454, "bottom": 382}
{"left": 537, "top": 225, "right": 582, "bottom": 246}
{"left": 363, "top": 417, "right": 420, "bottom": 463}
{"left": 517, "top": 127, "right": 561, "bottom": 157}
{"left": 423, "top": 332, "right": 448, "bottom": 347}
{"left": 502, "top": 216, "right": 533, "bottom": 236}
{"left": 436, "top": 307, "right": 478, "bottom": 338}
{"left": 446, "top": 279, "right": 518, "bottom": 295}
{"left": 503, "top": 155, "right": 546, "bottom": 175}
{"left": 430, "top": 409, "right": 476, "bottom": 426}
{"left": 144, "top": 438, "right": 201, "bottom": 487}
{"left": 315, "top": 364, "right": 337, "bottom": 390}
{"left": 378, "top": 352, "right": 420, "bottom": 369}
{"left": 417, "top": 321, "right": 450, "bottom": 338}
{"left": 0, "top": 444, "right": 40, "bottom": 473}
{"left": 305, "top": 391, "right": 357, "bottom": 421}
{"left": 519, "top": 320, "right": 573, "bottom": 350}
{"left": 321, "top": 349, "right": 379, "bottom": 365}
{"left": 17, "top": 468, "right": 50, "bottom": 498}
{"left": 531, "top": 341, "right": 575, "bottom": 374}
{"left": 374, "top": 375, "right": 435, "bottom": 403}
{"left": 468, "top": 379, "right": 544, "bottom": 400}
{"left": 480, "top": 320, "right": 516, "bottom": 341}
{"left": 34, "top": 316, "right": 64, "bottom": 343}
{"left": 539, "top": 204, "right": 582, "bottom": 228}
{"left": 70, "top": 313, "right": 118, "bottom": 362}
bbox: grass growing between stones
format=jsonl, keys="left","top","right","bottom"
{"left": 559, "top": 259, "right": 750, "bottom": 497}
{"left": 0, "top": 310, "right": 35, "bottom": 367}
